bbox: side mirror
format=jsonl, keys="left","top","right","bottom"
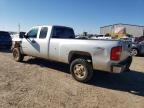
{"left": 24, "top": 34, "right": 28, "bottom": 38}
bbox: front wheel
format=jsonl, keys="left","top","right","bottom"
{"left": 12, "top": 48, "right": 24, "bottom": 62}
{"left": 70, "top": 58, "right": 93, "bottom": 83}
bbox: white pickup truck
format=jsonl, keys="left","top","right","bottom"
{"left": 12, "top": 25, "right": 132, "bottom": 82}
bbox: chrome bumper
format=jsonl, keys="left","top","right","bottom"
{"left": 111, "top": 65, "right": 126, "bottom": 73}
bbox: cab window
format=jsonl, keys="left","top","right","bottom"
{"left": 52, "top": 26, "right": 75, "bottom": 39}
{"left": 27, "top": 28, "right": 38, "bottom": 38}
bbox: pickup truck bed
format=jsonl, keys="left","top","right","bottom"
{"left": 49, "top": 39, "right": 130, "bottom": 72}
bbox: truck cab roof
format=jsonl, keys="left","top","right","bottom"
{"left": 33, "top": 25, "right": 73, "bottom": 29}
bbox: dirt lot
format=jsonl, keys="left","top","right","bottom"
{"left": 0, "top": 50, "right": 144, "bottom": 108}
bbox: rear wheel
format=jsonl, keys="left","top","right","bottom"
{"left": 70, "top": 58, "right": 93, "bottom": 83}
{"left": 12, "top": 48, "right": 24, "bottom": 62}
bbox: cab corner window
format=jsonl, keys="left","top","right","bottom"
{"left": 27, "top": 28, "right": 38, "bottom": 38}
{"left": 39, "top": 27, "right": 48, "bottom": 39}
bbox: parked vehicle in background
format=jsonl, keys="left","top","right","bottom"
{"left": 135, "top": 36, "right": 144, "bottom": 43}
{"left": 90, "top": 34, "right": 112, "bottom": 40}
{"left": 76, "top": 35, "right": 89, "bottom": 39}
{"left": 130, "top": 41, "right": 144, "bottom": 56}
{"left": 12, "top": 25, "right": 132, "bottom": 82}
{"left": 11, "top": 32, "right": 26, "bottom": 39}
{"left": 0, "top": 31, "right": 12, "bottom": 49}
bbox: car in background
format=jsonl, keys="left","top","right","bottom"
{"left": 0, "top": 31, "right": 12, "bottom": 49}
{"left": 135, "top": 36, "right": 144, "bottom": 43}
{"left": 130, "top": 36, "right": 144, "bottom": 56}
{"left": 90, "top": 34, "right": 112, "bottom": 40}
{"left": 10, "top": 32, "right": 26, "bottom": 39}
{"left": 76, "top": 35, "right": 89, "bottom": 39}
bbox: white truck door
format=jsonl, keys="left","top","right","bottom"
{"left": 36, "top": 27, "right": 49, "bottom": 59}
{"left": 21, "top": 27, "right": 40, "bottom": 57}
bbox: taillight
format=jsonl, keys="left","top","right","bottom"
{"left": 111, "top": 46, "right": 122, "bottom": 61}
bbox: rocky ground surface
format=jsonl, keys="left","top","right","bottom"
{"left": 0, "top": 50, "right": 144, "bottom": 108}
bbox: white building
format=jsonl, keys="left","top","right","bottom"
{"left": 100, "top": 23, "right": 144, "bottom": 37}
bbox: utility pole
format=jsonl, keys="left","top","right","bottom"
{"left": 18, "top": 23, "right": 20, "bottom": 34}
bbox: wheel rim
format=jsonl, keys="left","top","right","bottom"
{"left": 131, "top": 49, "right": 138, "bottom": 56}
{"left": 73, "top": 64, "right": 86, "bottom": 79}
{"left": 13, "top": 50, "right": 18, "bottom": 59}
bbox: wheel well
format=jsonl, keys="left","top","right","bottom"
{"left": 68, "top": 51, "right": 92, "bottom": 63}
{"left": 12, "top": 41, "right": 21, "bottom": 49}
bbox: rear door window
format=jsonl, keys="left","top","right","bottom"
{"left": 39, "top": 27, "right": 48, "bottom": 39}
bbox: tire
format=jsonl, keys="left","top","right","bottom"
{"left": 12, "top": 48, "right": 24, "bottom": 62}
{"left": 70, "top": 58, "right": 93, "bottom": 83}
{"left": 130, "top": 48, "right": 138, "bottom": 56}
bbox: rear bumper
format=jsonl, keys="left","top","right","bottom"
{"left": 111, "top": 64, "right": 126, "bottom": 73}
{"left": 111, "top": 56, "right": 132, "bottom": 73}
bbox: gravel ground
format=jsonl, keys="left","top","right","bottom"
{"left": 0, "top": 49, "right": 144, "bottom": 108}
